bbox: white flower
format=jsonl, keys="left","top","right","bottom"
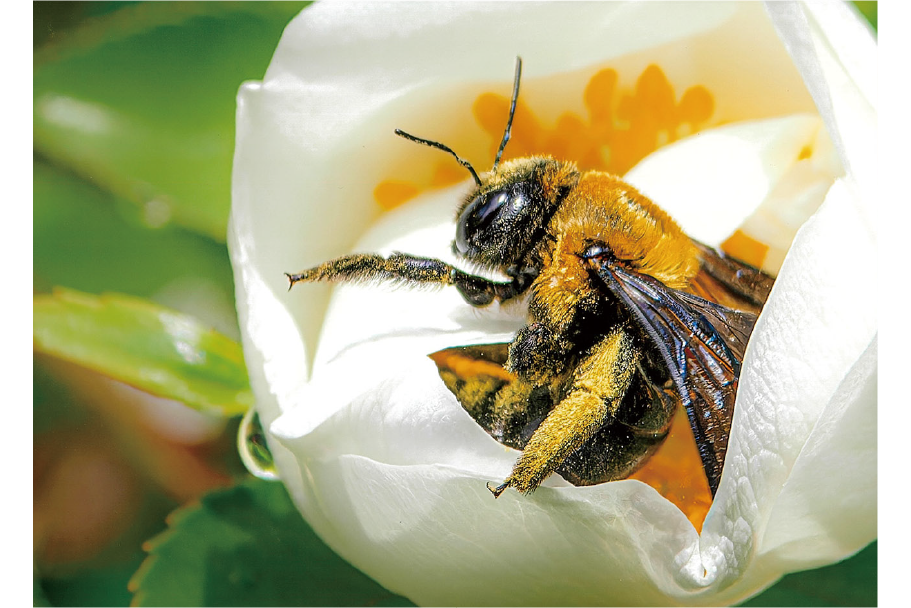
{"left": 229, "top": 2, "right": 876, "bottom": 605}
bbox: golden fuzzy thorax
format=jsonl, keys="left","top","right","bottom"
{"left": 549, "top": 171, "right": 700, "bottom": 289}
{"left": 525, "top": 170, "right": 699, "bottom": 336}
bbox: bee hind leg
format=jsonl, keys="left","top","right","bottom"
{"left": 491, "top": 326, "right": 639, "bottom": 497}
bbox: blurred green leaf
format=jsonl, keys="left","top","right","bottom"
{"left": 851, "top": 1, "right": 877, "bottom": 31}
{"left": 33, "top": 575, "right": 52, "bottom": 607}
{"left": 130, "top": 477, "right": 414, "bottom": 607}
{"left": 740, "top": 542, "right": 877, "bottom": 607}
{"left": 34, "top": 288, "right": 253, "bottom": 416}
{"left": 34, "top": 2, "right": 308, "bottom": 240}
{"left": 39, "top": 553, "right": 153, "bottom": 608}
{"left": 34, "top": 160, "right": 238, "bottom": 337}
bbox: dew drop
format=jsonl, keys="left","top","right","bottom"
{"left": 237, "top": 408, "right": 279, "bottom": 480}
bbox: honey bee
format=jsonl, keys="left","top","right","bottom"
{"left": 287, "top": 58, "right": 773, "bottom": 498}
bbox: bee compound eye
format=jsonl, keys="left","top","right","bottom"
{"left": 455, "top": 189, "right": 510, "bottom": 255}
{"left": 474, "top": 191, "right": 509, "bottom": 227}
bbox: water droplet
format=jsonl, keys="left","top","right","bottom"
{"left": 238, "top": 408, "right": 278, "bottom": 480}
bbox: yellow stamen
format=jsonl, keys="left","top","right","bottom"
{"left": 375, "top": 64, "right": 715, "bottom": 209}
{"left": 721, "top": 229, "right": 770, "bottom": 269}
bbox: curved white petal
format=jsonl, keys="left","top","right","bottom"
{"left": 766, "top": 1, "right": 877, "bottom": 203}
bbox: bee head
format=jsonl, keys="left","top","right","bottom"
{"left": 395, "top": 58, "right": 580, "bottom": 269}
{"left": 454, "top": 157, "right": 579, "bottom": 267}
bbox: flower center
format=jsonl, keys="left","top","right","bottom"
{"left": 374, "top": 64, "right": 714, "bottom": 209}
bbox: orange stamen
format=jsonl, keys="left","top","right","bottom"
{"left": 721, "top": 229, "right": 770, "bottom": 269}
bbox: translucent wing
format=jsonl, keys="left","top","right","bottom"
{"left": 689, "top": 242, "right": 775, "bottom": 314}
{"left": 590, "top": 258, "right": 762, "bottom": 495}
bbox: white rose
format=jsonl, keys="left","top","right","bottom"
{"left": 229, "top": 2, "right": 876, "bottom": 605}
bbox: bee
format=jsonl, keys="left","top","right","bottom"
{"left": 287, "top": 58, "right": 773, "bottom": 498}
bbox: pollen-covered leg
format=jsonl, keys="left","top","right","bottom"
{"left": 286, "top": 253, "right": 452, "bottom": 287}
{"left": 286, "top": 253, "right": 526, "bottom": 306}
{"left": 490, "top": 326, "right": 639, "bottom": 496}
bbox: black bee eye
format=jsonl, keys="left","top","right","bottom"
{"left": 475, "top": 191, "right": 510, "bottom": 227}
{"left": 462, "top": 190, "right": 509, "bottom": 230}
{"left": 582, "top": 243, "right": 611, "bottom": 260}
{"left": 456, "top": 188, "right": 511, "bottom": 255}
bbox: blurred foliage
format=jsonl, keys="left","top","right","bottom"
{"left": 33, "top": 575, "right": 53, "bottom": 607}
{"left": 34, "top": 353, "right": 244, "bottom": 606}
{"left": 34, "top": 1, "right": 308, "bottom": 241}
{"left": 131, "top": 477, "right": 414, "bottom": 607}
{"left": 852, "top": 1, "right": 877, "bottom": 31}
{"left": 34, "top": 289, "right": 253, "bottom": 416}
{"left": 33, "top": 160, "right": 239, "bottom": 338}
{"left": 40, "top": 551, "right": 152, "bottom": 607}
{"left": 33, "top": 3, "right": 304, "bottom": 605}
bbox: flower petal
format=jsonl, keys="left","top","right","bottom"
{"left": 759, "top": 334, "right": 876, "bottom": 564}
{"left": 625, "top": 114, "right": 841, "bottom": 273}
{"left": 700, "top": 176, "right": 876, "bottom": 596}
{"left": 268, "top": 137, "right": 872, "bottom": 607}
{"left": 766, "top": 1, "right": 876, "bottom": 197}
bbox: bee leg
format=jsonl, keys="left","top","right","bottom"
{"left": 507, "top": 322, "right": 574, "bottom": 382}
{"left": 490, "top": 326, "right": 639, "bottom": 496}
{"left": 286, "top": 253, "right": 531, "bottom": 306}
{"left": 286, "top": 253, "right": 452, "bottom": 287}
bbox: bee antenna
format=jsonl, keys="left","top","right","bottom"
{"left": 493, "top": 56, "right": 522, "bottom": 170}
{"left": 395, "top": 128, "right": 482, "bottom": 188}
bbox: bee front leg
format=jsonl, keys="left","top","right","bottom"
{"left": 490, "top": 326, "right": 639, "bottom": 497}
{"left": 286, "top": 253, "right": 529, "bottom": 306}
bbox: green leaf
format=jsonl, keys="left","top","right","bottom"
{"left": 33, "top": 160, "right": 237, "bottom": 321}
{"left": 740, "top": 542, "right": 877, "bottom": 607}
{"left": 38, "top": 554, "right": 153, "bottom": 608}
{"left": 851, "top": 1, "right": 877, "bottom": 32}
{"left": 34, "top": 2, "right": 309, "bottom": 240}
{"left": 130, "top": 477, "right": 414, "bottom": 607}
{"left": 33, "top": 288, "right": 253, "bottom": 417}
{"left": 33, "top": 575, "right": 52, "bottom": 607}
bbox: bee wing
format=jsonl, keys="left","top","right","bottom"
{"left": 591, "top": 260, "right": 760, "bottom": 496}
{"left": 690, "top": 242, "right": 775, "bottom": 313}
